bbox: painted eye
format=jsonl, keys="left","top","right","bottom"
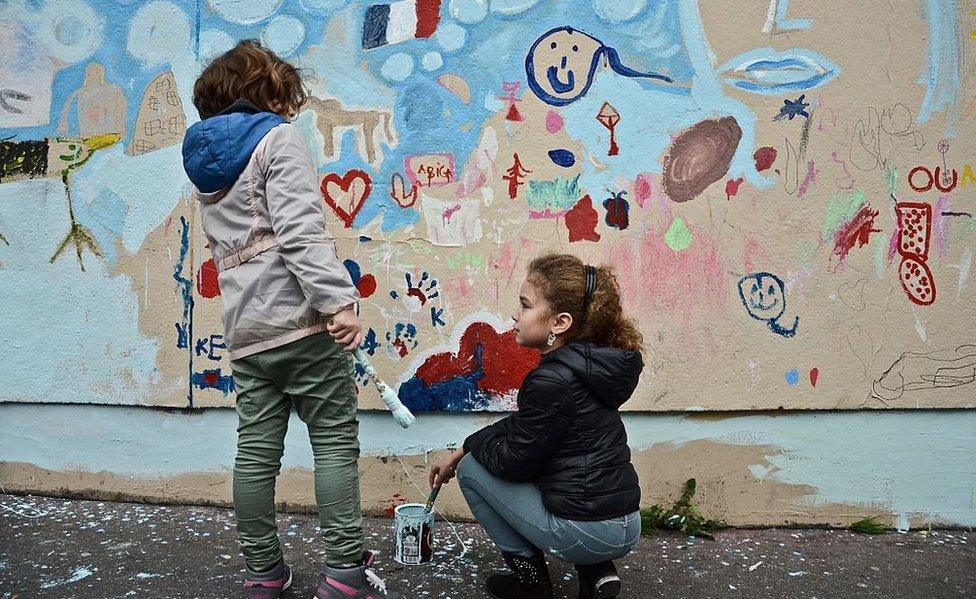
{"left": 68, "top": 144, "right": 76, "bottom": 150}
{"left": 550, "top": 41, "right": 557, "bottom": 49}
{"left": 768, "top": 284, "right": 776, "bottom": 295}
{"left": 751, "top": 284, "right": 759, "bottom": 294}
{"left": 572, "top": 45, "right": 578, "bottom": 52}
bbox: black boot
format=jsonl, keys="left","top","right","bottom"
{"left": 485, "top": 547, "right": 553, "bottom": 599}
{"left": 575, "top": 561, "right": 621, "bottom": 599}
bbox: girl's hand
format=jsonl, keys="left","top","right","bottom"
{"left": 428, "top": 448, "right": 466, "bottom": 488}
{"left": 327, "top": 305, "right": 362, "bottom": 351}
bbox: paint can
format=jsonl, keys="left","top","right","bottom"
{"left": 394, "top": 503, "right": 434, "bottom": 565}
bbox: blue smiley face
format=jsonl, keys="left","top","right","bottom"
{"left": 738, "top": 272, "right": 787, "bottom": 321}
{"left": 525, "top": 27, "right": 604, "bottom": 106}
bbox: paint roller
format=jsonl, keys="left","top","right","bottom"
{"left": 353, "top": 347, "right": 416, "bottom": 428}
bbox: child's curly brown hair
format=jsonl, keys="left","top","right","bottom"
{"left": 192, "top": 39, "right": 308, "bottom": 119}
{"left": 527, "top": 253, "right": 644, "bottom": 353}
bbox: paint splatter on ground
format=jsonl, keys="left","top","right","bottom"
{"left": 2, "top": 495, "right": 975, "bottom": 598}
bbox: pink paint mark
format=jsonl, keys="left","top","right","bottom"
{"left": 810, "top": 367, "right": 819, "bottom": 388}
{"left": 797, "top": 160, "right": 819, "bottom": 198}
{"left": 886, "top": 203, "right": 907, "bottom": 265}
{"left": 725, "top": 177, "right": 744, "bottom": 201}
{"left": 833, "top": 204, "right": 881, "bottom": 266}
{"left": 634, "top": 173, "right": 653, "bottom": 208}
{"left": 933, "top": 195, "right": 950, "bottom": 259}
{"left": 831, "top": 152, "right": 855, "bottom": 190}
{"left": 754, "top": 147, "right": 777, "bottom": 172}
{"left": 565, "top": 195, "right": 601, "bottom": 242}
{"left": 545, "top": 110, "right": 564, "bottom": 133}
{"left": 614, "top": 227, "right": 727, "bottom": 325}
{"left": 442, "top": 202, "right": 462, "bottom": 224}
{"left": 196, "top": 258, "right": 221, "bottom": 298}
{"left": 743, "top": 236, "right": 765, "bottom": 273}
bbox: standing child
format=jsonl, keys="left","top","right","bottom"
{"left": 429, "top": 253, "right": 645, "bottom": 599}
{"left": 182, "top": 40, "right": 393, "bottom": 599}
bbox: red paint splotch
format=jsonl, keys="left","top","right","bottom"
{"left": 196, "top": 257, "right": 221, "bottom": 298}
{"left": 810, "top": 368, "right": 819, "bottom": 388}
{"left": 833, "top": 204, "right": 882, "bottom": 265}
{"left": 725, "top": 177, "right": 744, "bottom": 201}
{"left": 357, "top": 273, "right": 377, "bottom": 299}
{"left": 416, "top": 322, "right": 539, "bottom": 397}
{"left": 384, "top": 493, "right": 406, "bottom": 518}
{"left": 565, "top": 194, "right": 601, "bottom": 242}
{"left": 754, "top": 147, "right": 778, "bottom": 172}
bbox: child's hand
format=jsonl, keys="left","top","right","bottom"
{"left": 428, "top": 448, "right": 466, "bottom": 488}
{"left": 327, "top": 305, "right": 363, "bottom": 351}
{"left": 428, "top": 459, "right": 457, "bottom": 488}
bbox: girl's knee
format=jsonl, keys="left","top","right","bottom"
{"left": 455, "top": 453, "right": 479, "bottom": 487}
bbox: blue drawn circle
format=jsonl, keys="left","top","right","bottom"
{"left": 436, "top": 22, "right": 467, "bottom": 52}
{"left": 491, "top": 0, "right": 544, "bottom": 15}
{"left": 449, "top": 0, "right": 488, "bottom": 24}
{"left": 421, "top": 51, "right": 443, "bottom": 71}
{"left": 592, "top": 0, "right": 647, "bottom": 22}
{"left": 381, "top": 53, "right": 414, "bottom": 82}
{"left": 262, "top": 15, "right": 305, "bottom": 57}
{"left": 207, "top": 0, "right": 283, "bottom": 25}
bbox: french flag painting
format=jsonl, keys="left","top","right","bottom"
{"left": 362, "top": 0, "right": 442, "bottom": 50}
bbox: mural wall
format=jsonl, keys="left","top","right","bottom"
{"left": 1, "top": 0, "right": 974, "bottom": 413}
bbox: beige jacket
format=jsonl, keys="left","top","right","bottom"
{"left": 191, "top": 122, "right": 359, "bottom": 360}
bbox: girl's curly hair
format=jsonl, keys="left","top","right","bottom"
{"left": 192, "top": 39, "right": 308, "bottom": 119}
{"left": 527, "top": 253, "right": 644, "bottom": 353}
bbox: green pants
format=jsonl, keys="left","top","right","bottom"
{"left": 231, "top": 332, "right": 364, "bottom": 571}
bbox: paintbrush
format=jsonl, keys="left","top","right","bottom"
{"left": 425, "top": 483, "right": 442, "bottom": 513}
{"left": 353, "top": 347, "right": 416, "bottom": 428}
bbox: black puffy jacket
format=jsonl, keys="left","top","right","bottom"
{"left": 463, "top": 342, "right": 643, "bottom": 521}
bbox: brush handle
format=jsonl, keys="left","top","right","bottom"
{"left": 425, "top": 484, "right": 442, "bottom": 513}
{"left": 354, "top": 348, "right": 416, "bottom": 428}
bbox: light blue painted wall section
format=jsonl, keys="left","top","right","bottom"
{"left": 2, "top": 405, "right": 974, "bottom": 527}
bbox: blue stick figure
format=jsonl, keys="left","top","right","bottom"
{"left": 525, "top": 26, "right": 673, "bottom": 107}
{"left": 738, "top": 272, "right": 799, "bottom": 338}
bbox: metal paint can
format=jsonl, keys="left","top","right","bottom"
{"left": 394, "top": 503, "right": 434, "bottom": 565}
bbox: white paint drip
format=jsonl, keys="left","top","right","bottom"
{"left": 949, "top": 248, "right": 973, "bottom": 300}
{"left": 912, "top": 307, "right": 927, "bottom": 343}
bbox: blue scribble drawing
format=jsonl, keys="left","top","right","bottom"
{"left": 774, "top": 94, "right": 810, "bottom": 121}
{"left": 785, "top": 368, "right": 800, "bottom": 386}
{"left": 173, "top": 216, "right": 195, "bottom": 406}
{"left": 917, "top": 0, "right": 960, "bottom": 134}
{"left": 721, "top": 48, "right": 838, "bottom": 95}
{"left": 762, "top": 0, "right": 812, "bottom": 34}
{"left": 525, "top": 26, "right": 675, "bottom": 106}
{"left": 361, "top": 327, "right": 381, "bottom": 356}
{"left": 191, "top": 368, "right": 235, "bottom": 394}
{"left": 738, "top": 272, "right": 799, "bottom": 338}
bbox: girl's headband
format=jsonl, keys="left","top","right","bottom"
{"left": 581, "top": 265, "right": 597, "bottom": 327}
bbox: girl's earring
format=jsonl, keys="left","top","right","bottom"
{"left": 547, "top": 332, "right": 556, "bottom": 346}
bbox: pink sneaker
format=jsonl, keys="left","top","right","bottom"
{"left": 315, "top": 551, "right": 393, "bottom": 598}
{"left": 244, "top": 559, "right": 292, "bottom": 599}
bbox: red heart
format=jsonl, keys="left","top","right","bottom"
{"left": 321, "top": 169, "right": 372, "bottom": 228}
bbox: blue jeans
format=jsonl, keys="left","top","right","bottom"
{"left": 456, "top": 455, "right": 641, "bottom": 565}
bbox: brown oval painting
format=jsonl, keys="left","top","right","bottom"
{"left": 662, "top": 116, "right": 742, "bottom": 203}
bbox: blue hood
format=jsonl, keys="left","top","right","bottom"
{"left": 182, "top": 100, "right": 285, "bottom": 193}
